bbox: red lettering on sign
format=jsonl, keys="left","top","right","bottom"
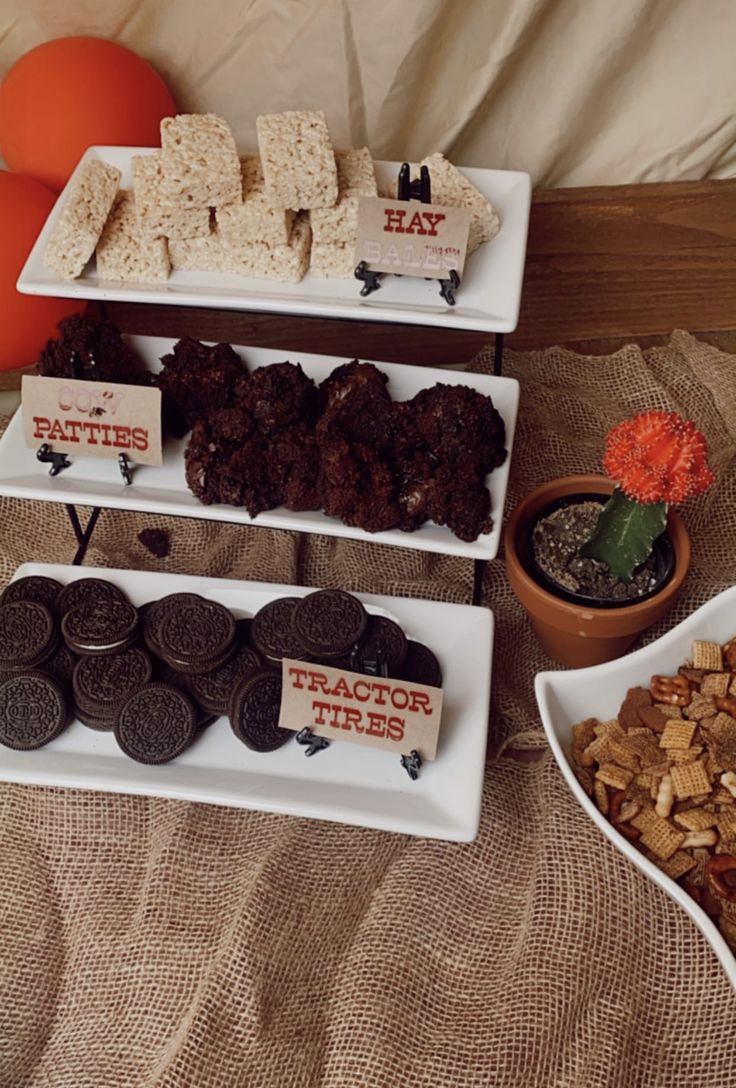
{"left": 422, "top": 212, "right": 446, "bottom": 236}
{"left": 33, "top": 416, "right": 51, "bottom": 438}
{"left": 131, "top": 427, "right": 149, "bottom": 452}
{"left": 387, "top": 716, "right": 405, "bottom": 742}
{"left": 383, "top": 207, "right": 406, "bottom": 232}
{"left": 405, "top": 210, "right": 427, "bottom": 235}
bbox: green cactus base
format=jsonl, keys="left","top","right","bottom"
{"left": 580, "top": 488, "right": 668, "bottom": 582}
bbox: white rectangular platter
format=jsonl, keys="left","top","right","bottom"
{"left": 0, "top": 563, "right": 494, "bottom": 842}
{"left": 17, "top": 146, "right": 532, "bottom": 335}
{"left": 0, "top": 334, "right": 519, "bottom": 560}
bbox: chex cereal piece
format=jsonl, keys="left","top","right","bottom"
{"left": 572, "top": 718, "right": 597, "bottom": 757}
{"left": 420, "top": 152, "right": 500, "bottom": 254}
{"left": 132, "top": 153, "right": 210, "bottom": 241}
{"left": 95, "top": 192, "right": 170, "bottom": 283}
{"left": 44, "top": 158, "right": 121, "bottom": 279}
{"left": 650, "top": 849, "right": 697, "bottom": 880}
{"left": 216, "top": 155, "right": 295, "bottom": 246}
{"left": 657, "top": 704, "right": 685, "bottom": 719}
{"left": 256, "top": 110, "right": 338, "bottom": 210}
{"left": 619, "top": 686, "right": 653, "bottom": 730}
{"left": 674, "top": 808, "right": 719, "bottom": 831}
{"left": 310, "top": 241, "right": 356, "bottom": 279}
{"left": 638, "top": 814, "right": 686, "bottom": 860}
{"left": 623, "top": 732, "right": 663, "bottom": 769}
{"left": 638, "top": 705, "right": 670, "bottom": 733}
{"left": 631, "top": 807, "right": 659, "bottom": 834}
{"left": 670, "top": 759, "right": 712, "bottom": 800}
{"left": 701, "top": 712, "right": 736, "bottom": 772}
{"left": 729, "top": 676, "right": 736, "bottom": 697}
{"left": 668, "top": 746, "right": 703, "bottom": 764}
{"left": 692, "top": 640, "right": 723, "bottom": 671}
{"left": 718, "top": 808, "right": 736, "bottom": 837}
{"left": 160, "top": 113, "right": 242, "bottom": 209}
{"left": 609, "top": 736, "right": 642, "bottom": 772}
{"left": 684, "top": 692, "right": 717, "bottom": 721}
{"left": 712, "top": 787, "right": 735, "bottom": 805}
{"left": 594, "top": 719, "right": 624, "bottom": 738}
{"left": 651, "top": 674, "right": 690, "bottom": 707}
{"left": 701, "top": 673, "right": 731, "bottom": 698}
{"left": 659, "top": 719, "right": 697, "bottom": 750}
{"left": 593, "top": 779, "right": 609, "bottom": 814}
{"left": 574, "top": 766, "right": 594, "bottom": 795}
{"left": 595, "top": 763, "right": 634, "bottom": 790}
{"left": 310, "top": 147, "right": 377, "bottom": 243}
{"left": 223, "top": 214, "right": 312, "bottom": 282}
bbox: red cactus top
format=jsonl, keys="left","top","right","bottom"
{"left": 603, "top": 410, "right": 714, "bottom": 505}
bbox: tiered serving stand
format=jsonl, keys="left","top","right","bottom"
{"left": 0, "top": 149, "right": 532, "bottom": 840}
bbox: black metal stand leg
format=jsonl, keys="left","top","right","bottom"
{"left": 65, "top": 504, "right": 102, "bottom": 566}
{"left": 472, "top": 558, "right": 485, "bottom": 606}
{"left": 493, "top": 333, "right": 505, "bottom": 376}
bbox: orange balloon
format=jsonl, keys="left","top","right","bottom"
{"left": 0, "top": 37, "right": 176, "bottom": 191}
{"left": 0, "top": 171, "right": 84, "bottom": 371}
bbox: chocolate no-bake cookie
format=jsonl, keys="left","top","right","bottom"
{"left": 36, "top": 315, "right": 152, "bottom": 386}
{"left": 156, "top": 337, "right": 247, "bottom": 438}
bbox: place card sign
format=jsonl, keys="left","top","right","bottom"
{"left": 22, "top": 376, "right": 163, "bottom": 466}
{"left": 278, "top": 658, "right": 443, "bottom": 760}
{"left": 354, "top": 197, "right": 471, "bottom": 280}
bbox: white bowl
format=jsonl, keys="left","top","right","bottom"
{"left": 535, "top": 586, "right": 736, "bottom": 991}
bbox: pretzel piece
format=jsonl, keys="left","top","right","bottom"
{"left": 651, "top": 675, "right": 690, "bottom": 707}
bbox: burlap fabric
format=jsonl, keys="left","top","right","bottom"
{"left": 1, "top": 331, "right": 735, "bottom": 1088}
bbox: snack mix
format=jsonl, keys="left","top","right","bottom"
{"left": 572, "top": 636, "right": 736, "bottom": 953}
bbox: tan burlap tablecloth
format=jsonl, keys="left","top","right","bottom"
{"left": 1, "top": 331, "right": 735, "bottom": 1087}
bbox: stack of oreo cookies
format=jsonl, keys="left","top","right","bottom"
{"left": 0, "top": 577, "right": 443, "bottom": 764}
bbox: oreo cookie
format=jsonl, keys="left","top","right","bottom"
{"left": 251, "top": 598, "right": 308, "bottom": 665}
{"left": 74, "top": 703, "right": 116, "bottom": 732}
{"left": 58, "top": 578, "right": 128, "bottom": 616}
{"left": 395, "top": 641, "right": 443, "bottom": 688}
{"left": 61, "top": 598, "right": 139, "bottom": 655}
{"left": 0, "top": 671, "right": 69, "bottom": 750}
{"left": 228, "top": 670, "right": 292, "bottom": 752}
{"left": 0, "top": 601, "right": 57, "bottom": 670}
{"left": 38, "top": 641, "right": 78, "bottom": 693}
{"left": 1, "top": 576, "right": 63, "bottom": 613}
{"left": 292, "top": 590, "right": 367, "bottom": 659}
{"left": 73, "top": 646, "right": 152, "bottom": 718}
{"left": 354, "top": 616, "right": 408, "bottom": 672}
{"left": 189, "top": 640, "right": 263, "bottom": 716}
{"left": 156, "top": 595, "right": 235, "bottom": 673}
{"left": 114, "top": 682, "right": 198, "bottom": 764}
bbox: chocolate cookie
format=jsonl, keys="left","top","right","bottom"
{"left": 157, "top": 596, "right": 235, "bottom": 673}
{"left": 188, "top": 641, "right": 263, "bottom": 716}
{"left": 38, "top": 642, "right": 78, "bottom": 692}
{"left": 228, "top": 670, "right": 291, "bottom": 752}
{"left": 73, "top": 646, "right": 152, "bottom": 717}
{"left": 395, "top": 641, "right": 443, "bottom": 688}
{"left": 0, "top": 576, "right": 63, "bottom": 613}
{"left": 0, "top": 671, "right": 69, "bottom": 750}
{"left": 74, "top": 703, "right": 116, "bottom": 732}
{"left": 355, "top": 616, "right": 408, "bottom": 672}
{"left": 251, "top": 598, "right": 308, "bottom": 665}
{"left": 58, "top": 578, "right": 128, "bottom": 616}
{"left": 142, "top": 593, "right": 206, "bottom": 659}
{"left": 0, "top": 601, "right": 57, "bottom": 670}
{"left": 61, "top": 598, "right": 139, "bottom": 655}
{"left": 114, "top": 682, "right": 198, "bottom": 764}
{"left": 292, "top": 590, "right": 367, "bottom": 659}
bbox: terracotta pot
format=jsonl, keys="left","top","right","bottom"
{"left": 503, "top": 474, "right": 691, "bottom": 667}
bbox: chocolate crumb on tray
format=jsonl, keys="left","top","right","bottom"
{"left": 138, "top": 529, "right": 171, "bottom": 559}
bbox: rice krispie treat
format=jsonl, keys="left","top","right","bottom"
{"left": 256, "top": 110, "right": 338, "bottom": 210}
{"left": 168, "top": 227, "right": 231, "bottom": 273}
{"left": 216, "top": 155, "right": 295, "bottom": 246}
{"left": 159, "top": 113, "right": 242, "bottom": 209}
{"left": 95, "top": 191, "right": 170, "bottom": 284}
{"left": 310, "top": 241, "right": 356, "bottom": 279}
{"left": 44, "top": 158, "right": 121, "bottom": 280}
{"left": 420, "top": 152, "right": 500, "bottom": 254}
{"left": 132, "top": 153, "right": 211, "bottom": 241}
{"left": 223, "top": 214, "right": 312, "bottom": 282}
{"left": 310, "top": 148, "right": 377, "bottom": 243}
